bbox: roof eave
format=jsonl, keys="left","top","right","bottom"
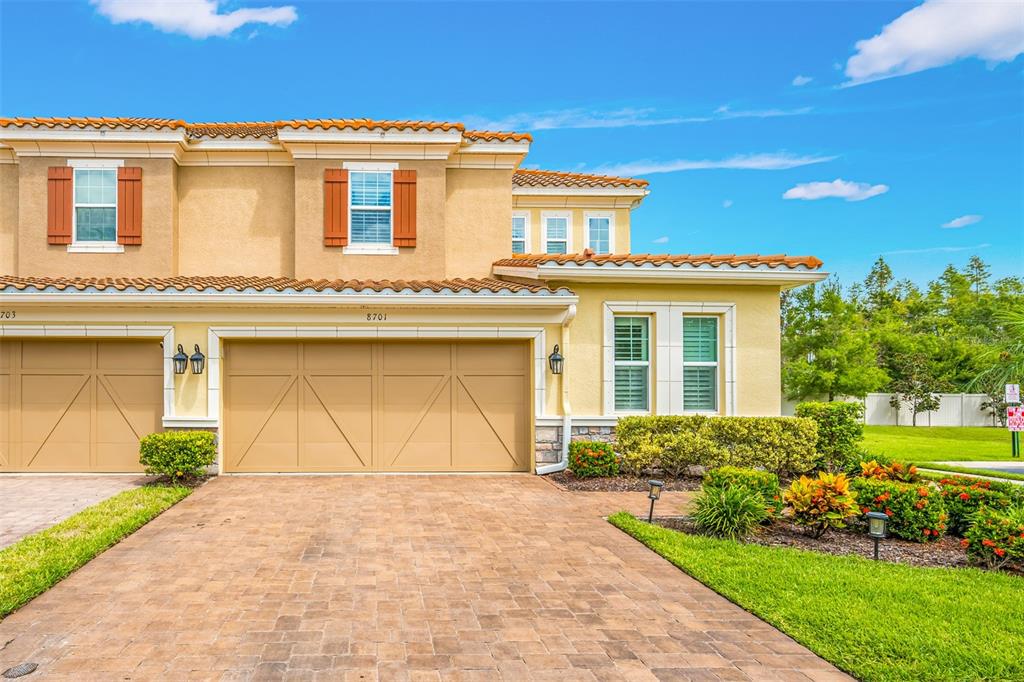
{"left": 493, "top": 265, "right": 828, "bottom": 288}
{"left": 512, "top": 186, "right": 649, "bottom": 197}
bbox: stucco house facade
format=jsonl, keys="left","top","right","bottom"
{"left": 0, "top": 117, "right": 826, "bottom": 474}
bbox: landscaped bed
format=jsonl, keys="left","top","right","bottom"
{"left": 610, "top": 511, "right": 1024, "bottom": 682}
{"left": 548, "top": 470, "right": 702, "bottom": 492}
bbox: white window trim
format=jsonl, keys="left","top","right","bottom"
{"left": 541, "top": 211, "right": 572, "bottom": 254}
{"left": 66, "top": 159, "right": 124, "bottom": 253}
{"left": 681, "top": 315, "right": 720, "bottom": 415}
{"left": 343, "top": 165, "right": 394, "bottom": 254}
{"left": 603, "top": 301, "right": 736, "bottom": 417}
{"left": 611, "top": 315, "right": 651, "bottom": 415}
{"left": 584, "top": 211, "right": 615, "bottom": 254}
{"left": 512, "top": 211, "right": 531, "bottom": 254}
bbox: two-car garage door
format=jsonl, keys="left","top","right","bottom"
{"left": 223, "top": 341, "right": 530, "bottom": 472}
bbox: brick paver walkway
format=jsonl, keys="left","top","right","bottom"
{"left": 0, "top": 475, "right": 850, "bottom": 681}
{"left": 0, "top": 475, "right": 147, "bottom": 549}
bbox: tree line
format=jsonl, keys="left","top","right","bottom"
{"left": 781, "top": 255, "right": 1024, "bottom": 424}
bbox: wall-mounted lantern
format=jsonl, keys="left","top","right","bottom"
{"left": 548, "top": 345, "right": 564, "bottom": 375}
{"left": 189, "top": 344, "right": 206, "bottom": 375}
{"left": 172, "top": 344, "right": 189, "bottom": 375}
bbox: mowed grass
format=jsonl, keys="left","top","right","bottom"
{"left": 609, "top": 511, "right": 1024, "bottom": 682}
{"left": 0, "top": 485, "right": 191, "bottom": 618}
{"left": 918, "top": 462, "right": 1024, "bottom": 483}
{"left": 863, "top": 425, "right": 1014, "bottom": 462}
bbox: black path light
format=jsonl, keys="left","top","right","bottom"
{"left": 548, "top": 345, "right": 564, "bottom": 375}
{"left": 172, "top": 344, "right": 189, "bottom": 375}
{"left": 866, "top": 511, "right": 889, "bottom": 560}
{"left": 647, "top": 479, "right": 664, "bottom": 522}
{"left": 189, "top": 344, "right": 206, "bottom": 375}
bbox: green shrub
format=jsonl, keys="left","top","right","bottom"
{"left": 962, "top": 505, "right": 1024, "bottom": 569}
{"left": 704, "top": 466, "right": 781, "bottom": 516}
{"left": 692, "top": 484, "right": 767, "bottom": 540}
{"left": 618, "top": 438, "right": 659, "bottom": 476}
{"left": 794, "top": 401, "right": 864, "bottom": 471}
{"left": 784, "top": 472, "right": 858, "bottom": 538}
{"left": 939, "top": 478, "right": 1015, "bottom": 536}
{"left": 568, "top": 441, "right": 618, "bottom": 478}
{"left": 139, "top": 431, "right": 216, "bottom": 481}
{"left": 658, "top": 431, "right": 720, "bottom": 477}
{"left": 616, "top": 415, "right": 817, "bottom": 476}
{"left": 853, "top": 478, "right": 947, "bottom": 542}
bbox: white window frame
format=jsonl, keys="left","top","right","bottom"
{"left": 584, "top": 211, "right": 615, "bottom": 254}
{"left": 511, "top": 211, "right": 531, "bottom": 254}
{"left": 681, "top": 315, "right": 720, "bottom": 415}
{"left": 66, "top": 159, "right": 124, "bottom": 253}
{"left": 541, "top": 211, "right": 572, "bottom": 255}
{"left": 611, "top": 315, "right": 651, "bottom": 415}
{"left": 342, "top": 161, "right": 398, "bottom": 255}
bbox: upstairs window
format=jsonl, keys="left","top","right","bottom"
{"left": 74, "top": 168, "right": 117, "bottom": 243}
{"left": 350, "top": 171, "right": 392, "bottom": 245}
{"left": 614, "top": 316, "right": 650, "bottom": 412}
{"left": 586, "top": 214, "right": 612, "bottom": 254}
{"left": 543, "top": 214, "right": 569, "bottom": 254}
{"left": 512, "top": 213, "right": 528, "bottom": 254}
{"left": 683, "top": 316, "right": 718, "bottom": 412}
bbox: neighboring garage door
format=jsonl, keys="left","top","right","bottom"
{"left": 224, "top": 341, "right": 531, "bottom": 472}
{"left": 0, "top": 340, "right": 163, "bottom": 472}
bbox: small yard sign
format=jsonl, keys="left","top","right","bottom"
{"left": 1008, "top": 406, "right": 1024, "bottom": 432}
{"left": 1006, "top": 383, "right": 1021, "bottom": 404}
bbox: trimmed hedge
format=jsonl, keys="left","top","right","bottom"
{"left": 139, "top": 431, "right": 216, "bottom": 481}
{"left": 704, "top": 466, "right": 782, "bottom": 516}
{"left": 568, "top": 441, "right": 618, "bottom": 478}
{"left": 617, "top": 415, "right": 818, "bottom": 476}
{"left": 794, "top": 401, "right": 864, "bottom": 472}
{"left": 853, "top": 478, "right": 947, "bottom": 542}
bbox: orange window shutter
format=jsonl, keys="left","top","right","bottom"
{"left": 324, "top": 168, "right": 349, "bottom": 247}
{"left": 393, "top": 169, "right": 417, "bottom": 247}
{"left": 117, "top": 167, "right": 143, "bottom": 245}
{"left": 47, "top": 167, "right": 73, "bottom": 245}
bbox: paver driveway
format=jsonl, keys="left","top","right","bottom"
{"left": 0, "top": 475, "right": 850, "bottom": 681}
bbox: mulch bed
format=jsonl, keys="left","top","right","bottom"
{"left": 547, "top": 471, "right": 702, "bottom": 492}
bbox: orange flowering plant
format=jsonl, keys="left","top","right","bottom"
{"left": 567, "top": 440, "right": 618, "bottom": 479}
{"left": 852, "top": 478, "right": 947, "bottom": 542}
{"left": 962, "top": 505, "right": 1024, "bottom": 570}
{"left": 939, "top": 477, "right": 1016, "bottom": 536}
{"left": 783, "top": 472, "right": 858, "bottom": 538}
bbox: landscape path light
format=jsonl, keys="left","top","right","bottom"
{"left": 647, "top": 479, "right": 664, "bottom": 522}
{"left": 866, "top": 511, "right": 889, "bottom": 560}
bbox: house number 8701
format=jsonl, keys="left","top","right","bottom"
{"left": 366, "top": 312, "right": 387, "bottom": 322}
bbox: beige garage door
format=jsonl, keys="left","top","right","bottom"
{"left": 0, "top": 340, "right": 163, "bottom": 472}
{"left": 224, "top": 341, "right": 531, "bottom": 472}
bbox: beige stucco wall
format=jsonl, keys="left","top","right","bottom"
{"left": 0, "top": 163, "right": 18, "bottom": 274}
{"left": 293, "top": 159, "right": 449, "bottom": 280}
{"left": 14, "top": 157, "right": 176, "bottom": 278}
{"left": 513, "top": 206, "right": 632, "bottom": 254}
{"left": 445, "top": 168, "right": 514, "bottom": 278}
{"left": 177, "top": 166, "right": 295, "bottom": 277}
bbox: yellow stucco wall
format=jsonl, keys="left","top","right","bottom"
{"left": 445, "top": 168, "right": 514, "bottom": 278}
{"left": 177, "top": 166, "right": 296, "bottom": 277}
{"left": 14, "top": 157, "right": 177, "bottom": 278}
{"left": 0, "top": 163, "right": 17, "bottom": 274}
{"left": 512, "top": 206, "right": 632, "bottom": 254}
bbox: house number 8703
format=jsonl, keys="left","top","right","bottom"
{"left": 366, "top": 312, "right": 387, "bottom": 322}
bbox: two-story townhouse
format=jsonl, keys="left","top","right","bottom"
{"left": 0, "top": 117, "right": 826, "bottom": 474}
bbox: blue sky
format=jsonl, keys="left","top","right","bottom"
{"left": 1, "top": 0, "right": 1022, "bottom": 285}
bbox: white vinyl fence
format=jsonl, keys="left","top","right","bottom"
{"left": 783, "top": 393, "right": 999, "bottom": 427}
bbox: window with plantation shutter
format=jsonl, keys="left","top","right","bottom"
{"left": 682, "top": 316, "right": 718, "bottom": 412}
{"left": 613, "top": 316, "right": 650, "bottom": 412}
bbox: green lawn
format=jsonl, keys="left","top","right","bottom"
{"left": 609, "top": 511, "right": 1024, "bottom": 682}
{"left": 918, "top": 462, "right": 1024, "bottom": 483}
{"left": 0, "top": 484, "right": 191, "bottom": 618}
{"left": 863, "top": 425, "right": 1015, "bottom": 462}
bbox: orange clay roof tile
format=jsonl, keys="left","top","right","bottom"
{"left": 513, "top": 169, "right": 649, "bottom": 189}
{"left": 0, "top": 275, "right": 570, "bottom": 295}
{"left": 0, "top": 117, "right": 186, "bottom": 130}
{"left": 463, "top": 130, "right": 533, "bottom": 143}
{"left": 492, "top": 253, "right": 824, "bottom": 270}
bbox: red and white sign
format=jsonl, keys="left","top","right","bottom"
{"left": 1009, "top": 406, "right": 1024, "bottom": 432}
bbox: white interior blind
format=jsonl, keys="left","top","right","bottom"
{"left": 614, "top": 316, "right": 649, "bottom": 411}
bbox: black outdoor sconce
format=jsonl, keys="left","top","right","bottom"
{"left": 172, "top": 344, "right": 189, "bottom": 375}
{"left": 647, "top": 479, "right": 664, "bottom": 522}
{"left": 173, "top": 344, "right": 206, "bottom": 375}
{"left": 189, "top": 344, "right": 206, "bottom": 375}
{"left": 548, "top": 345, "right": 564, "bottom": 375}
{"left": 866, "top": 511, "right": 889, "bottom": 560}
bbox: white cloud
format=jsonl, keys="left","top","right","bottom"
{"left": 463, "top": 105, "right": 811, "bottom": 131}
{"left": 595, "top": 152, "right": 836, "bottom": 177}
{"left": 722, "top": 199, "right": 734, "bottom": 208}
{"left": 792, "top": 75, "right": 814, "bottom": 86}
{"left": 92, "top": 0, "right": 297, "bottom": 39}
{"left": 783, "top": 178, "right": 889, "bottom": 202}
{"left": 844, "top": 0, "right": 1024, "bottom": 86}
{"left": 883, "top": 243, "right": 991, "bottom": 256}
{"left": 941, "top": 214, "right": 983, "bottom": 228}
{"left": 652, "top": 236, "right": 670, "bottom": 244}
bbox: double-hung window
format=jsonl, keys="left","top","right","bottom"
{"left": 350, "top": 171, "right": 392, "bottom": 246}
{"left": 682, "top": 316, "right": 719, "bottom": 412}
{"left": 543, "top": 213, "right": 569, "bottom": 254}
{"left": 585, "top": 213, "right": 612, "bottom": 254}
{"left": 512, "top": 213, "right": 528, "bottom": 254}
{"left": 613, "top": 316, "right": 650, "bottom": 412}
{"left": 74, "top": 168, "right": 117, "bottom": 244}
